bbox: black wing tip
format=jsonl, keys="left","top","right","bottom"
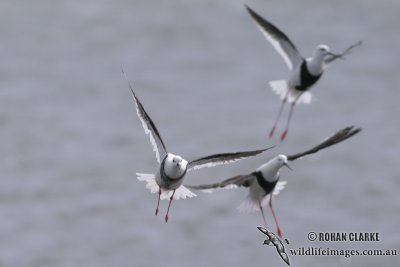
{"left": 244, "top": 4, "right": 261, "bottom": 19}
{"left": 286, "top": 126, "right": 362, "bottom": 161}
{"left": 338, "top": 125, "right": 362, "bottom": 139}
{"left": 267, "top": 145, "right": 277, "bottom": 150}
{"left": 233, "top": 145, "right": 275, "bottom": 157}
{"left": 244, "top": 4, "right": 251, "bottom": 11}
{"left": 328, "top": 125, "right": 362, "bottom": 139}
{"left": 121, "top": 67, "right": 137, "bottom": 97}
{"left": 240, "top": 145, "right": 275, "bottom": 154}
{"left": 327, "top": 125, "right": 363, "bottom": 145}
{"left": 259, "top": 145, "right": 276, "bottom": 153}
{"left": 245, "top": 145, "right": 276, "bottom": 155}
{"left": 257, "top": 226, "right": 267, "bottom": 234}
{"left": 244, "top": 4, "right": 264, "bottom": 21}
{"left": 191, "top": 145, "right": 275, "bottom": 163}
{"left": 121, "top": 66, "right": 130, "bottom": 82}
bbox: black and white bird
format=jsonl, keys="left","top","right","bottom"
{"left": 245, "top": 5, "right": 362, "bottom": 141}
{"left": 123, "top": 70, "right": 273, "bottom": 222}
{"left": 186, "top": 126, "right": 361, "bottom": 236}
{"left": 258, "top": 226, "right": 291, "bottom": 266}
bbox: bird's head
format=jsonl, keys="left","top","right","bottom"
{"left": 164, "top": 153, "right": 188, "bottom": 179}
{"left": 276, "top": 155, "right": 292, "bottom": 170}
{"left": 314, "top": 44, "right": 338, "bottom": 59}
{"left": 257, "top": 155, "right": 292, "bottom": 180}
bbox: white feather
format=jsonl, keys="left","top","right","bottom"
{"left": 237, "top": 195, "right": 259, "bottom": 213}
{"left": 257, "top": 25, "right": 294, "bottom": 70}
{"left": 137, "top": 173, "right": 196, "bottom": 200}
{"left": 135, "top": 105, "right": 162, "bottom": 163}
{"left": 200, "top": 189, "right": 215, "bottom": 194}
{"left": 270, "top": 80, "right": 289, "bottom": 100}
{"left": 269, "top": 80, "right": 312, "bottom": 104}
{"left": 123, "top": 69, "right": 166, "bottom": 164}
{"left": 237, "top": 181, "right": 287, "bottom": 212}
{"left": 160, "top": 185, "right": 197, "bottom": 200}
{"left": 294, "top": 91, "right": 312, "bottom": 104}
{"left": 136, "top": 173, "right": 159, "bottom": 194}
{"left": 189, "top": 159, "right": 242, "bottom": 172}
{"left": 272, "top": 181, "right": 287, "bottom": 195}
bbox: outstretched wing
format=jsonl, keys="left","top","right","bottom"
{"left": 324, "top": 40, "right": 362, "bottom": 66}
{"left": 287, "top": 126, "right": 361, "bottom": 161}
{"left": 257, "top": 227, "right": 291, "bottom": 266}
{"left": 122, "top": 69, "right": 168, "bottom": 163}
{"left": 245, "top": 5, "right": 302, "bottom": 71}
{"left": 186, "top": 173, "right": 255, "bottom": 192}
{"left": 187, "top": 146, "right": 274, "bottom": 171}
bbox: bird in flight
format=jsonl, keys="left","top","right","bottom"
{"left": 123, "top": 69, "right": 274, "bottom": 222}
{"left": 186, "top": 126, "right": 361, "bottom": 236}
{"left": 258, "top": 226, "right": 291, "bottom": 266}
{"left": 245, "top": 5, "right": 361, "bottom": 141}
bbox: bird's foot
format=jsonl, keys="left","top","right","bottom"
{"left": 280, "top": 130, "right": 288, "bottom": 141}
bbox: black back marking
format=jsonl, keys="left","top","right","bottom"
{"left": 296, "top": 60, "right": 322, "bottom": 91}
{"left": 253, "top": 171, "right": 278, "bottom": 195}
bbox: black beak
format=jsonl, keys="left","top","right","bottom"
{"left": 284, "top": 162, "right": 293, "bottom": 171}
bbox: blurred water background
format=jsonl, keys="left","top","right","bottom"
{"left": 0, "top": 0, "right": 399, "bottom": 266}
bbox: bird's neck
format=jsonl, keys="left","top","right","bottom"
{"left": 306, "top": 56, "right": 324, "bottom": 76}
{"left": 257, "top": 163, "right": 282, "bottom": 183}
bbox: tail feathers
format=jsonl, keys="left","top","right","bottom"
{"left": 269, "top": 80, "right": 313, "bottom": 104}
{"left": 159, "top": 185, "right": 197, "bottom": 200}
{"left": 272, "top": 181, "right": 287, "bottom": 196}
{"left": 270, "top": 80, "right": 289, "bottom": 101}
{"left": 136, "top": 173, "right": 159, "bottom": 194}
{"left": 237, "top": 181, "right": 287, "bottom": 213}
{"left": 294, "top": 91, "right": 312, "bottom": 104}
{"left": 168, "top": 185, "right": 197, "bottom": 200}
{"left": 136, "top": 173, "right": 196, "bottom": 200}
{"left": 237, "top": 196, "right": 259, "bottom": 213}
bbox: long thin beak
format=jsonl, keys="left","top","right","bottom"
{"left": 284, "top": 162, "right": 293, "bottom": 171}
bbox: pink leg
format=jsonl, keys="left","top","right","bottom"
{"left": 155, "top": 187, "right": 161, "bottom": 216}
{"left": 269, "top": 194, "right": 282, "bottom": 237}
{"left": 259, "top": 199, "right": 268, "bottom": 228}
{"left": 270, "top": 94, "right": 288, "bottom": 138}
{"left": 165, "top": 189, "right": 176, "bottom": 223}
{"left": 280, "top": 93, "right": 302, "bottom": 141}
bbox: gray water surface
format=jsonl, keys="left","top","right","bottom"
{"left": 0, "top": 0, "right": 399, "bottom": 266}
